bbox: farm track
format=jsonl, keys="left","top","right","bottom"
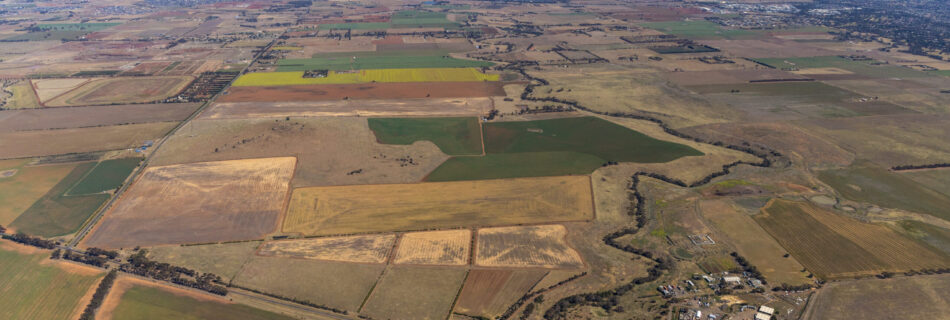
{"left": 68, "top": 39, "right": 278, "bottom": 248}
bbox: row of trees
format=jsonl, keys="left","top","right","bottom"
{"left": 730, "top": 252, "right": 767, "bottom": 285}
{"left": 891, "top": 163, "right": 950, "bottom": 171}
{"left": 120, "top": 249, "right": 227, "bottom": 296}
{"left": 498, "top": 272, "right": 587, "bottom": 320}
{"left": 2, "top": 232, "right": 57, "bottom": 249}
{"left": 78, "top": 270, "right": 117, "bottom": 320}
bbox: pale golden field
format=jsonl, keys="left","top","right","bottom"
{"left": 84, "top": 157, "right": 296, "bottom": 249}
{"left": 475, "top": 225, "right": 584, "bottom": 269}
{"left": 30, "top": 78, "right": 90, "bottom": 102}
{"left": 282, "top": 175, "right": 594, "bottom": 236}
{"left": 45, "top": 76, "right": 192, "bottom": 107}
{"left": 393, "top": 229, "right": 471, "bottom": 266}
{"left": 257, "top": 234, "right": 395, "bottom": 264}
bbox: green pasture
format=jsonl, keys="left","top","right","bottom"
{"left": 67, "top": 157, "right": 140, "bottom": 196}
{"left": 369, "top": 117, "right": 483, "bottom": 155}
{"left": 424, "top": 116, "right": 702, "bottom": 181}
{"left": 10, "top": 162, "right": 109, "bottom": 237}
{"left": 818, "top": 161, "right": 950, "bottom": 221}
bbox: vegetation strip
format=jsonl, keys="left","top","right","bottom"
{"left": 78, "top": 270, "right": 117, "bottom": 320}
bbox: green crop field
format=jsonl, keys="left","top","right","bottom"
{"left": 753, "top": 56, "right": 931, "bottom": 78}
{"left": 0, "top": 244, "right": 103, "bottom": 320}
{"left": 369, "top": 117, "right": 483, "bottom": 155}
{"left": 67, "top": 157, "right": 140, "bottom": 196}
{"left": 276, "top": 53, "right": 492, "bottom": 72}
{"left": 640, "top": 20, "right": 757, "bottom": 40}
{"left": 10, "top": 162, "right": 109, "bottom": 237}
{"left": 818, "top": 162, "right": 950, "bottom": 221}
{"left": 111, "top": 285, "right": 293, "bottom": 320}
{"left": 425, "top": 117, "right": 702, "bottom": 181}
{"left": 425, "top": 151, "right": 605, "bottom": 181}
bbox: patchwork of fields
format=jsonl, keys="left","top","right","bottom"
{"left": 232, "top": 68, "right": 498, "bottom": 86}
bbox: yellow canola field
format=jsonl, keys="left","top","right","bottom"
{"left": 232, "top": 68, "right": 499, "bottom": 86}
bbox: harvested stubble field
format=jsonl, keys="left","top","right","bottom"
{"left": 361, "top": 266, "right": 467, "bottom": 320}
{"left": 276, "top": 51, "right": 492, "bottom": 71}
{"left": 0, "top": 242, "right": 103, "bottom": 320}
{"left": 45, "top": 76, "right": 193, "bottom": 107}
{"left": 532, "top": 68, "right": 739, "bottom": 127}
{"left": 475, "top": 225, "right": 585, "bottom": 269}
{"left": 234, "top": 257, "right": 384, "bottom": 311}
{"left": 83, "top": 157, "right": 296, "bottom": 249}
{"left": 218, "top": 81, "right": 506, "bottom": 102}
{"left": 204, "top": 98, "right": 492, "bottom": 119}
{"left": 146, "top": 241, "right": 261, "bottom": 281}
{"left": 232, "top": 68, "right": 498, "bottom": 87}
{"left": 754, "top": 199, "right": 950, "bottom": 279}
{"left": 701, "top": 199, "right": 811, "bottom": 285}
{"left": 426, "top": 116, "right": 703, "bottom": 181}
{"left": 818, "top": 162, "right": 950, "bottom": 221}
{"left": 393, "top": 229, "right": 471, "bottom": 265}
{"left": 0, "top": 159, "right": 75, "bottom": 226}
{"left": 794, "top": 113, "right": 950, "bottom": 167}
{"left": 0, "top": 121, "right": 178, "bottom": 159}
{"left": 454, "top": 269, "right": 547, "bottom": 317}
{"left": 803, "top": 274, "right": 950, "bottom": 320}
{"left": 30, "top": 78, "right": 89, "bottom": 102}
{"left": 150, "top": 118, "right": 448, "bottom": 187}
{"left": 369, "top": 117, "right": 482, "bottom": 155}
{"left": 282, "top": 175, "right": 594, "bottom": 236}
{"left": 11, "top": 161, "right": 109, "bottom": 237}
{"left": 100, "top": 277, "right": 292, "bottom": 320}
{"left": 257, "top": 234, "right": 395, "bottom": 264}
{"left": 0, "top": 103, "right": 200, "bottom": 132}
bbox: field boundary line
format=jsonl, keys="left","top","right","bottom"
{"left": 358, "top": 265, "right": 389, "bottom": 313}
{"left": 446, "top": 269, "right": 471, "bottom": 320}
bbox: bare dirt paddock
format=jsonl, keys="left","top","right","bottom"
{"left": 0, "top": 103, "right": 200, "bottom": 132}
{"left": 218, "top": 81, "right": 506, "bottom": 102}
{"left": 82, "top": 157, "right": 296, "bottom": 249}
{"left": 0, "top": 122, "right": 178, "bottom": 159}
{"left": 202, "top": 98, "right": 492, "bottom": 119}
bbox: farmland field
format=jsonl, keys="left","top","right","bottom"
{"left": 0, "top": 122, "right": 178, "bottom": 159}
{"left": 0, "top": 159, "right": 75, "bottom": 226}
{"left": 369, "top": 117, "right": 482, "bottom": 155}
{"left": 425, "top": 116, "right": 702, "bottom": 181}
{"left": 361, "top": 266, "right": 467, "bottom": 320}
{"left": 205, "top": 98, "right": 492, "bottom": 119}
{"left": 641, "top": 20, "right": 758, "bottom": 40}
{"left": 393, "top": 230, "right": 471, "bottom": 265}
{"left": 233, "top": 257, "right": 384, "bottom": 311}
{"left": 276, "top": 51, "right": 492, "bottom": 71}
{"left": 101, "top": 278, "right": 292, "bottom": 320}
{"left": 454, "top": 269, "right": 547, "bottom": 317}
{"left": 2, "top": 81, "right": 41, "bottom": 109}
{"left": 317, "top": 10, "right": 459, "bottom": 30}
{"left": 282, "top": 175, "right": 594, "bottom": 236}
{"left": 0, "top": 242, "right": 103, "bottom": 320}
{"left": 232, "top": 68, "right": 498, "bottom": 86}
{"left": 900, "top": 169, "right": 950, "bottom": 198}
{"left": 475, "top": 225, "right": 585, "bottom": 269}
{"left": 753, "top": 56, "right": 931, "bottom": 79}
{"left": 803, "top": 275, "right": 950, "bottom": 320}
{"left": 701, "top": 199, "right": 811, "bottom": 285}
{"left": 66, "top": 157, "right": 140, "bottom": 195}
{"left": 687, "top": 81, "right": 911, "bottom": 118}
{"left": 0, "top": 103, "right": 201, "bottom": 132}
{"left": 45, "top": 76, "right": 193, "bottom": 107}
{"left": 4, "top": 23, "right": 119, "bottom": 41}
{"left": 146, "top": 241, "right": 261, "bottom": 281}
{"left": 217, "top": 81, "right": 505, "bottom": 102}
{"left": 83, "top": 157, "right": 296, "bottom": 249}
{"left": 30, "top": 78, "right": 89, "bottom": 102}
{"left": 818, "top": 162, "right": 950, "bottom": 221}
{"left": 257, "top": 234, "right": 396, "bottom": 264}
{"left": 754, "top": 199, "right": 950, "bottom": 279}
{"left": 10, "top": 161, "right": 109, "bottom": 237}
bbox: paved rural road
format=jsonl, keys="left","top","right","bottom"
{"left": 67, "top": 39, "right": 278, "bottom": 248}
